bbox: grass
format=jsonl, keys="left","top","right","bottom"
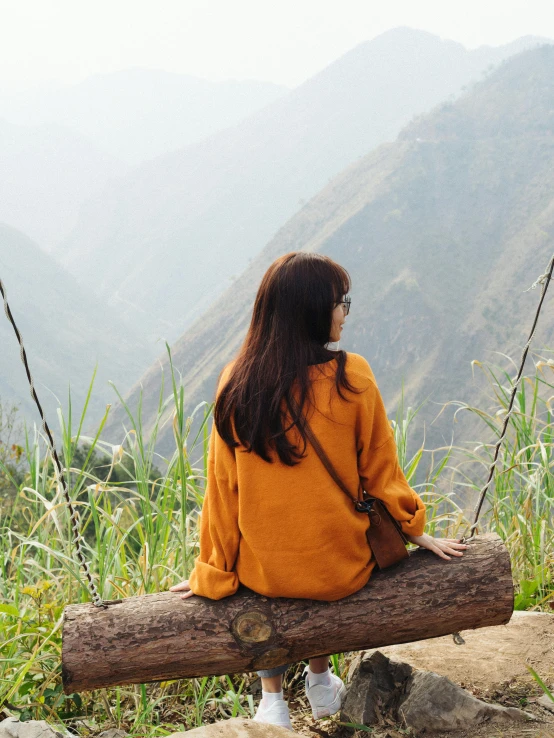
{"left": 0, "top": 345, "right": 552, "bottom": 735}
{"left": 442, "top": 351, "right": 554, "bottom": 609}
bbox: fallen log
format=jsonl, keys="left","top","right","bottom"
{"left": 62, "top": 533, "right": 514, "bottom": 693}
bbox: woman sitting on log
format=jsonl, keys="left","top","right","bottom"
{"left": 170, "top": 251, "right": 468, "bottom": 729}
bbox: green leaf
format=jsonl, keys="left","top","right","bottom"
{"left": 0, "top": 603, "right": 20, "bottom": 617}
{"left": 68, "top": 693, "right": 82, "bottom": 710}
{"left": 521, "top": 578, "right": 540, "bottom": 597}
{"left": 18, "top": 681, "right": 35, "bottom": 697}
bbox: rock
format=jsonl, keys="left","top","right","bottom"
{"left": 0, "top": 718, "right": 70, "bottom": 738}
{"left": 97, "top": 731, "right": 128, "bottom": 738}
{"left": 167, "top": 717, "right": 299, "bottom": 737}
{"left": 341, "top": 651, "right": 412, "bottom": 726}
{"left": 538, "top": 694, "right": 554, "bottom": 713}
{"left": 341, "top": 650, "right": 536, "bottom": 733}
{"left": 401, "top": 668, "right": 535, "bottom": 732}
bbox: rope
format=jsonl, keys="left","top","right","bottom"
{"left": 0, "top": 278, "right": 103, "bottom": 607}
{"left": 448, "top": 255, "right": 553, "bottom": 648}
{"left": 523, "top": 269, "right": 551, "bottom": 292}
{"left": 459, "top": 252, "right": 554, "bottom": 544}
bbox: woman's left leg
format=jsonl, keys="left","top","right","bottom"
{"left": 257, "top": 663, "right": 290, "bottom": 693}
{"left": 309, "top": 655, "right": 330, "bottom": 674}
{"left": 254, "top": 663, "right": 292, "bottom": 728}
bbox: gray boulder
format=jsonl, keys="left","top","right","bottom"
{"left": 401, "top": 668, "right": 535, "bottom": 732}
{"left": 341, "top": 650, "right": 536, "bottom": 732}
{"left": 341, "top": 650, "right": 413, "bottom": 725}
{"left": 0, "top": 718, "right": 70, "bottom": 738}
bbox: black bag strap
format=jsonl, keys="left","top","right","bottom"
{"left": 289, "top": 394, "right": 411, "bottom": 546}
{"left": 288, "top": 394, "right": 363, "bottom": 508}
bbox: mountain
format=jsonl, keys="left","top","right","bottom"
{"left": 0, "top": 69, "right": 288, "bottom": 166}
{"left": 0, "top": 224, "right": 159, "bottom": 435}
{"left": 0, "top": 118, "right": 127, "bottom": 251}
{"left": 98, "top": 44, "right": 554, "bottom": 458}
{"left": 53, "top": 29, "right": 551, "bottom": 345}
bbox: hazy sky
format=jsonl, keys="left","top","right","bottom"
{"left": 1, "top": 0, "right": 554, "bottom": 89}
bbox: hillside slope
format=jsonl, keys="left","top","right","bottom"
{"left": 99, "top": 44, "right": 554, "bottom": 458}
{"left": 54, "top": 29, "right": 548, "bottom": 344}
{"left": 0, "top": 224, "right": 158, "bottom": 434}
{"left": 0, "top": 118, "right": 127, "bottom": 250}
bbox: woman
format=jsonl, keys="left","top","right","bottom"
{"left": 170, "top": 252, "right": 468, "bottom": 730}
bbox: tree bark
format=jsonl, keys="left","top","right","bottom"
{"left": 62, "top": 533, "right": 514, "bottom": 693}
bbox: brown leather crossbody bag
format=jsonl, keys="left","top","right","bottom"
{"left": 290, "top": 397, "right": 410, "bottom": 569}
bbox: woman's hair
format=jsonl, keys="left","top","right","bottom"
{"left": 214, "top": 251, "right": 361, "bottom": 465}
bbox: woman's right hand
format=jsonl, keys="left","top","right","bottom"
{"left": 169, "top": 580, "right": 195, "bottom": 599}
{"left": 405, "top": 533, "right": 469, "bottom": 560}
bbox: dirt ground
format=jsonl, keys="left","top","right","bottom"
{"left": 282, "top": 611, "right": 554, "bottom": 738}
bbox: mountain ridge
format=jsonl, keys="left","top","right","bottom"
{"left": 0, "top": 69, "right": 288, "bottom": 166}
{"left": 0, "top": 223, "right": 159, "bottom": 435}
{"left": 0, "top": 117, "right": 127, "bottom": 251}
{"left": 53, "top": 29, "right": 550, "bottom": 345}
{"left": 96, "top": 44, "right": 554, "bottom": 459}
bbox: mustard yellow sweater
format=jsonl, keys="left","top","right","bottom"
{"left": 188, "top": 352, "right": 426, "bottom": 601}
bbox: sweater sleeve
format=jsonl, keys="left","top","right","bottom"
{"left": 188, "top": 369, "right": 240, "bottom": 600}
{"left": 355, "top": 368, "right": 426, "bottom": 538}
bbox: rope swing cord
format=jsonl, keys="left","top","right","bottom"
{"left": 0, "top": 279, "right": 104, "bottom": 608}
{"left": 460, "top": 251, "right": 554, "bottom": 544}
{"left": 0, "top": 252, "right": 553, "bottom": 611}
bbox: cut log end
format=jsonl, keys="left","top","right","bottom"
{"left": 62, "top": 533, "right": 514, "bottom": 693}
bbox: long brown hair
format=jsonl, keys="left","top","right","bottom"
{"left": 214, "top": 252, "right": 362, "bottom": 465}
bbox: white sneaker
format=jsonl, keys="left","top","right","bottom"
{"left": 304, "top": 666, "right": 347, "bottom": 720}
{"left": 253, "top": 697, "right": 293, "bottom": 731}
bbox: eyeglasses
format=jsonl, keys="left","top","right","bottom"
{"left": 336, "top": 296, "right": 351, "bottom": 316}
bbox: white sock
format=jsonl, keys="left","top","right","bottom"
{"left": 308, "top": 666, "right": 332, "bottom": 687}
{"left": 262, "top": 689, "right": 284, "bottom": 705}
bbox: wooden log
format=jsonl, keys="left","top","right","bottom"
{"left": 62, "top": 533, "right": 514, "bottom": 693}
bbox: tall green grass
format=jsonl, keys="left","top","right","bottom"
{"left": 445, "top": 353, "right": 554, "bottom": 610}
{"left": 0, "top": 347, "right": 552, "bottom": 734}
